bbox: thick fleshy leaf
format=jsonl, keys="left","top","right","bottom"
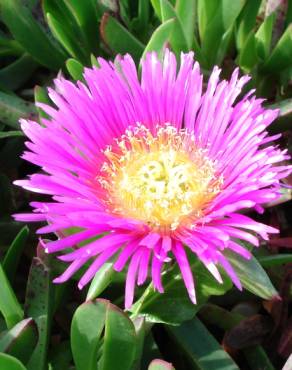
{"left": 130, "top": 257, "right": 232, "bottom": 325}
{"left": 158, "top": 0, "right": 188, "bottom": 52}
{"left": 268, "top": 98, "right": 292, "bottom": 133}
{"left": 46, "top": 12, "right": 88, "bottom": 64}
{"left": 25, "top": 248, "right": 53, "bottom": 370}
{"left": 167, "top": 317, "right": 239, "bottom": 369}
{"left": 0, "top": 54, "right": 38, "bottom": 91}
{"left": 255, "top": 13, "right": 275, "bottom": 60}
{"left": 0, "top": 353, "right": 27, "bottom": 370}
{"left": 224, "top": 250, "right": 278, "bottom": 300}
{"left": 86, "top": 262, "right": 115, "bottom": 300}
{"left": 0, "top": 262, "right": 23, "bottom": 329}
{"left": 66, "top": 58, "right": 84, "bottom": 81}
{"left": 263, "top": 24, "right": 292, "bottom": 72}
{"left": 100, "top": 13, "right": 145, "bottom": 62}
{"left": 62, "top": 0, "right": 100, "bottom": 54}
{"left": 0, "top": 91, "right": 37, "bottom": 129}
{"left": 0, "top": 131, "right": 23, "bottom": 139}
{"left": 141, "top": 18, "right": 176, "bottom": 59}
{"left": 3, "top": 226, "right": 29, "bottom": 282}
{"left": 198, "top": 0, "right": 245, "bottom": 67}
{"left": 148, "top": 359, "right": 175, "bottom": 370}
{"left": 71, "top": 299, "right": 137, "bottom": 370}
{"left": 175, "top": 0, "right": 196, "bottom": 50}
{"left": 34, "top": 86, "right": 51, "bottom": 119}
{"left": 236, "top": 0, "right": 262, "bottom": 49}
{"left": 0, "top": 0, "right": 66, "bottom": 70}
{"left": 238, "top": 32, "right": 258, "bottom": 72}
{"left": 0, "top": 318, "right": 38, "bottom": 364}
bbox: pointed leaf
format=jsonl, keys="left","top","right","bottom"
{"left": 255, "top": 13, "right": 275, "bottom": 60}
{"left": 175, "top": 0, "right": 196, "bottom": 49}
{"left": 86, "top": 262, "right": 115, "bottom": 300}
{"left": 71, "top": 300, "right": 106, "bottom": 370}
{"left": 0, "top": 318, "right": 38, "bottom": 364}
{"left": 130, "top": 257, "right": 232, "bottom": 325}
{"left": 0, "top": 353, "right": 27, "bottom": 370}
{"left": 46, "top": 12, "right": 88, "bottom": 64}
{"left": 0, "top": 54, "right": 38, "bottom": 91}
{"left": 0, "top": 0, "right": 66, "bottom": 70}
{"left": 3, "top": 226, "right": 29, "bottom": 282}
{"left": 236, "top": 0, "right": 262, "bottom": 49}
{"left": 25, "top": 249, "right": 53, "bottom": 370}
{"left": 0, "top": 263, "right": 23, "bottom": 329}
{"left": 263, "top": 24, "right": 292, "bottom": 72}
{"left": 71, "top": 299, "right": 137, "bottom": 370}
{"left": 141, "top": 18, "right": 176, "bottom": 59}
{"left": 224, "top": 250, "right": 278, "bottom": 300}
{"left": 167, "top": 317, "right": 239, "bottom": 370}
{"left": 0, "top": 131, "right": 23, "bottom": 139}
{"left": 66, "top": 58, "right": 84, "bottom": 81}
{"left": 100, "top": 13, "right": 145, "bottom": 62}
{"left": 0, "top": 91, "right": 37, "bottom": 129}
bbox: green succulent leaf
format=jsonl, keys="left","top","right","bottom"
{"left": 130, "top": 256, "right": 232, "bottom": 325}
{"left": 86, "top": 262, "right": 115, "bottom": 301}
{"left": 0, "top": 262, "right": 23, "bottom": 329}
{"left": 25, "top": 249, "right": 53, "bottom": 370}
{"left": 141, "top": 18, "right": 176, "bottom": 59}
{"left": 158, "top": 0, "right": 188, "bottom": 53}
{"left": 62, "top": 0, "right": 100, "bottom": 54}
{"left": 198, "top": 0, "right": 246, "bottom": 68}
{"left": 167, "top": 317, "right": 239, "bottom": 370}
{"left": 263, "top": 24, "right": 292, "bottom": 72}
{"left": 100, "top": 13, "right": 145, "bottom": 63}
{"left": 34, "top": 86, "right": 51, "bottom": 120}
{"left": 71, "top": 299, "right": 137, "bottom": 370}
{"left": 0, "top": 318, "right": 38, "bottom": 365}
{"left": 236, "top": 0, "right": 262, "bottom": 50}
{"left": 224, "top": 250, "right": 279, "bottom": 300}
{"left": 0, "top": 353, "right": 27, "bottom": 370}
{"left": 255, "top": 13, "right": 275, "bottom": 61}
{"left": 0, "top": 0, "right": 66, "bottom": 70}
{"left": 3, "top": 226, "right": 29, "bottom": 282}
{"left": 46, "top": 12, "right": 89, "bottom": 64}
{"left": 66, "top": 58, "right": 85, "bottom": 81}
{"left": 0, "top": 130, "right": 23, "bottom": 139}
{"left": 0, "top": 91, "right": 37, "bottom": 129}
{"left": 0, "top": 54, "right": 38, "bottom": 91}
{"left": 238, "top": 32, "right": 258, "bottom": 72}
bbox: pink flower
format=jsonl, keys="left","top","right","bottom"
{"left": 14, "top": 50, "right": 291, "bottom": 308}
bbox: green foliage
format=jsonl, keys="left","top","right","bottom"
{"left": 71, "top": 299, "right": 137, "bottom": 370}
{"left": 167, "top": 317, "right": 239, "bottom": 369}
{"left": 130, "top": 256, "right": 232, "bottom": 325}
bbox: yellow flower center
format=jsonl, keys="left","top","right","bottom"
{"left": 98, "top": 125, "right": 222, "bottom": 231}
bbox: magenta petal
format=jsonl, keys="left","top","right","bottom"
{"left": 78, "top": 245, "right": 120, "bottom": 289}
{"left": 14, "top": 48, "right": 292, "bottom": 308}
{"left": 172, "top": 241, "right": 196, "bottom": 304}
{"left": 125, "top": 250, "right": 143, "bottom": 309}
{"left": 217, "top": 252, "right": 242, "bottom": 290}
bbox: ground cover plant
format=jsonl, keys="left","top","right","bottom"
{"left": 0, "top": 1, "right": 292, "bottom": 369}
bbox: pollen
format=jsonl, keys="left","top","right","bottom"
{"left": 98, "top": 125, "right": 222, "bottom": 231}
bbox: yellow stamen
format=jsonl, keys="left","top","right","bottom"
{"left": 98, "top": 125, "right": 222, "bottom": 231}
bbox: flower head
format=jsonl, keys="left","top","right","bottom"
{"left": 15, "top": 50, "right": 291, "bottom": 308}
